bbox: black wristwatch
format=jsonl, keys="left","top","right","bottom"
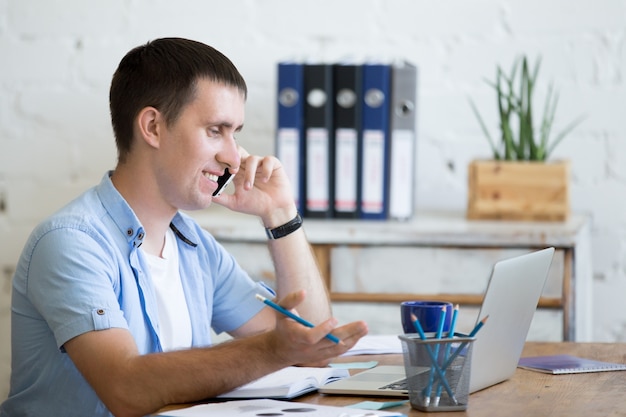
{"left": 265, "top": 212, "right": 303, "bottom": 240}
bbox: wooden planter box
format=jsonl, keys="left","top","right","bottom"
{"left": 467, "top": 160, "right": 570, "bottom": 221}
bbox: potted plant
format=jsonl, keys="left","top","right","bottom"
{"left": 466, "top": 55, "right": 585, "bottom": 221}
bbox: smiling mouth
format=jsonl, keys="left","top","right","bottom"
{"left": 204, "top": 172, "right": 219, "bottom": 182}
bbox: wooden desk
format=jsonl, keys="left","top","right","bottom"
{"left": 298, "top": 342, "right": 626, "bottom": 416}
{"left": 160, "top": 343, "right": 626, "bottom": 416}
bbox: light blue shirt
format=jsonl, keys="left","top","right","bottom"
{"left": 0, "top": 172, "right": 271, "bottom": 417}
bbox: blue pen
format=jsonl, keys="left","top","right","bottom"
{"left": 255, "top": 294, "right": 341, "bottom": 344}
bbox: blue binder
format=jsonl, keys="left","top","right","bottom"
{"left": 276, "top": 62, "right": 305, "bottom": 212}
{"left": 360, "top": 62, "right": 391, "bottom": 220}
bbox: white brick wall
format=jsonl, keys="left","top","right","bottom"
{"left": 1, "top": 0, "right": 625, "bottom": 401}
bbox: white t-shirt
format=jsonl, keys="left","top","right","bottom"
{"left": 143, "top": 228, "right": 192, "bottom": 351}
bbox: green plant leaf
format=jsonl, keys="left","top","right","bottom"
{"left": 496, "top": 67, "right": 515, "bottom": 160}
{"left": 499, "top": 65, "right": 521, "bottom": 159}
{"left": 468, "top": 97, "right": 500, "bottom": 159}
{"left": 470, "top": 54, "right": 583, "bottom": 161}
{"left": 539, "top": 83, "right": 557, "bottom": 154}
{"left": 520, "top": 57, "right": 532, "bottom": 159}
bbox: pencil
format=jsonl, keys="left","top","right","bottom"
{"left": 469, "top": 315, "right": 489, "bottom": 337}
{"left": 435, "top": 304, "right": 459, "bottom": 404}
{"left": 436, "top": 306, "right": 447, "bottom": 339}
{"left": 440, "top": 315, "right": 489, "bottom": 370}
{"left": 410, "top": 313, "right": 427, "bottom": 339}
{"left": 410, "top": 313, "right": 457, "bottom": 404}
{"left": 255, "top": 294, "right": 340, "bottom": 344}
{"left": 448, "top": 304, "right": 459, "bottom": 340}
{"left": 425, "top": 306, "right": 447, "bottom": 401}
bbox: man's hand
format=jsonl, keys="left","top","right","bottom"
{"left": 261, "top": 291, "right": 369, "bottom": 367}
{"left": 213, "top": 147, "right": 295, "bottom": 225}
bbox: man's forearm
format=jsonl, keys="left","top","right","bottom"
{"left": 80, "top": 330, "right": 286, "bottom": 417}
{"left": 145, "top": 333, "right": 285, "bottom": 403}
{"left": 267, "top": 226, "right": 332, "bottom": 325}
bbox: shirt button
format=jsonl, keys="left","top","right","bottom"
{"left": 127, "top": 228, "right": 133, "bottom": 236}
{"left": 138, "top": 232, "right": 144, "bottom": 240}
{"left": 97, "top": 309, "right": 105, "bottom": 315}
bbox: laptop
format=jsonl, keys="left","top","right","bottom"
{"left": 319, "top": 247, "right": 555, "bottom": 396}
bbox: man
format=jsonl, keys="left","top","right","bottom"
{"left": 0, "top": 38, "right": 368, "bottom": 417}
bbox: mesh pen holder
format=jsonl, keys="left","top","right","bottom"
{"left": 399, "top": 333, "right": 476, "bottom": 412}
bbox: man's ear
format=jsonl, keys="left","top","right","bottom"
{"left": 136, "top": 107, "right": 162, "bottom": 149}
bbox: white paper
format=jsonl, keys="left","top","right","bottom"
{"left": 158, "top": 398, "right": 404, "bottom": 416}
{"left": 341, "top": 335, "right": 403, "bottom": 356}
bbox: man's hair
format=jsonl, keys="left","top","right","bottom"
{"left": 109, "top": 37, "right": 248, "bottom": 163}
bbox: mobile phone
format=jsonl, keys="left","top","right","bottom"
{"left": 212, "top": 168, "right": 235, "bottom": 197}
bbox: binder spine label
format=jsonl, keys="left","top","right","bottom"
{"left": 389, "top": 129, "right": 415, "bottom": 219}
{"left": 361, "top": 129, "right": 385, "bottom": 213}
{"left": 334, "top": 128, "right": 358, "bottom": 212}
{"left": 277, "top": 128, "right": 302, "bottom": 208}
{"left": 306, "top": 127, "right": 330, "bottom": 211}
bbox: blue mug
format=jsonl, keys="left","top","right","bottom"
{"left": 400, "top": 300, "right": 453, "bottom": 334}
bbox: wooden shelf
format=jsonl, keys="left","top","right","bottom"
{"left": 192, "top": 208, "right": 592, "bottom": 341}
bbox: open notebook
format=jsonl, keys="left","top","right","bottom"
{"left": 319, "top": 247, "right": 555, "bottom": 396}
{"left": 217, "top": 366, "right": 349, "bottom": 399}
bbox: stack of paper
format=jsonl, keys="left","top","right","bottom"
{"left": 158, "top": 398, "right": 404, "bottom": 416}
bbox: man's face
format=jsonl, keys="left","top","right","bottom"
{"left": 154, "top": 78, "right": 245, "bottom": 212}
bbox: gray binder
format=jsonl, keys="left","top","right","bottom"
{"left": 388, "top": 61, "right": 418, "bottom": 220}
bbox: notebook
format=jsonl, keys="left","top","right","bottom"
{"left": 217, "top": 366, "right": 349, "bottom": 399}
{"left": 518, "top": 354, "right": 626, "bottom": 375}
{"left": 319, "top": 247, "right": 555, "bottom": 396}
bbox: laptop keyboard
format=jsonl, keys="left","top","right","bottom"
{"left": 379, "top": 378, "right": 408, "bottom": 391}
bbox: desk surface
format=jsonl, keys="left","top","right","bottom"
{"left": 299, "top": 342, "right": 626, "bottom": 416}
{"left": 161, "top": 342, "right": 626, "bottom": 416}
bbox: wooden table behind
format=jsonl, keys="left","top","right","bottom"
{"left": 299, "top": 342, "right": 626, "bottom": 416}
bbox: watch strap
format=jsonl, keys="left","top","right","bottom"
{"left": 265, "top": 212, "right": 303, "bottom": 240}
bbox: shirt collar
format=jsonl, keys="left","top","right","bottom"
{"left": 95, "top": 171, "right": 199, "bottom": 248}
